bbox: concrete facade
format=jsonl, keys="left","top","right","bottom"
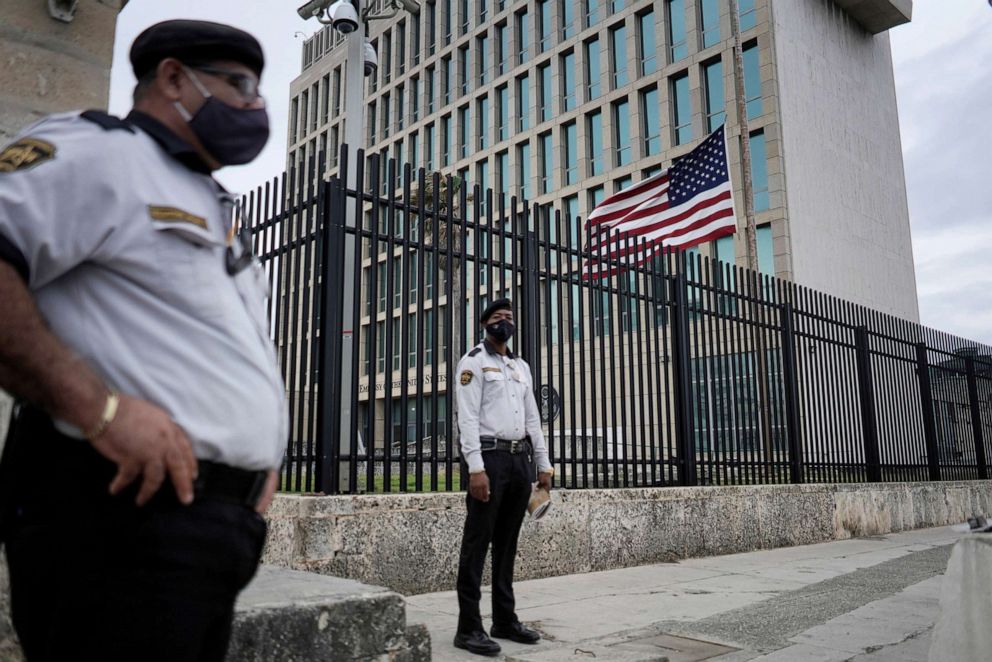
{"left": 260, "top": 479, "right": 992, "bottom": 595}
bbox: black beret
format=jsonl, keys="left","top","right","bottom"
{"left": 480, "top": 298, "right": 513, "bottom": 324}
{"left": 130, "top": 20, "right": 265, "bottom": 80}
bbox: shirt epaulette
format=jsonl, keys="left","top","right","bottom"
{"left": 468, "top": 347, "right": 482, "bottom": 357}
{"left": 79, "top": 110, "right": 135, "bottom": 133}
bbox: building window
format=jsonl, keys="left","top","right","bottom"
{"left": 409, "top": 132, "right": 419, "bottom": 174}
{"left": 478, "top": 34, "right": 490, "bottom": 86}
{"left": 668, "top": 0, "right": 688, "bottom": 62}
{"left": 478, "top": 0, "right": 487, "bottom": 24}
{"left": 700, "top": 0, "right": 720, "bottom": 48}
{"left": 376, "top": 321, "right": 386, "bottom": 372}
{"left": 459, "top": 105, "right": 470, "bottom": 158}
{"left": 396, "top": 85, "right": 405, "bottom": 131}
{"left": 539, "top": 63, "right": 552, "bottom": 123}
{"left": 518, "top": 141, "right": 532, "bottom": 201}
{"left": 614, "top": 175, "right": 632, "bottom": 192}
{"left": 563, "top": 121, "right": 578, "bottom": 186}
{"left": 459, "top": 47, "right": 470, "bottom": 95}
{"left": 428, "top": 1, "right": 437, "bottom": 53}
{"left": 497, "top": 23, "right": 510, "bottom": 75}
{"left": 300, "top": 90, "right": 308, "bottom": 139}
{"left": 539, "top": 132, "right": 553, "bottom": 194}
{"left": 639, "top": 11, "right": 657, "bottom": 75}
{"left": 517, "top": 74, "right": 530, "bottom": 131}
{"left": 641, "top": 86, "right": 661, "bottom": 156}
{"left": 459, "top": 0, "right": 469, "bottom": 34}
{"left": 749, "top": 130, "right": 769, "bottom": 212}
{"left": 585, "top": 38, "right": 601, "bottom": 101}
{"left": 441, "top": 114, "right": 452, "bottom": 167}
{"left": 610, "top": 24, "right": 628, "bottom": 89}
{"left": 496, "top": 86, "right": 509, "bottom": 142}
{"left": 426, "top": 66, "right": 436, "bottom": 114}
{"left": 584, "top": 0, "right": 600, "bottom": 28}
{"left": 739, "top": 0, "right": 757, "bottom": 31}
{"left": 588, "top": 184, "right": 605, "bottom": 211}
{"left": 329, "top": 125, "right": 339, "bottom": 166}
{"left": 411, "top": 77, "right": 420, "bottom": 122}
{"left": 610, "top": 0, "right": 625, "bottom": 12}
{"left": 538, "top": 0, "right": 553, "bottom": 52}
{"left": 425, "top": 123, "right": 436, "bottom": 171}
{"left": 703, "top": 59, "right": 725, "bottom": 131}
{"left": 561, "top": 0, "right": 576, "bottom": 39}
{"left": 382, "top": 31, "right": 392, "bottom": 84}
{"left": 587, "top": 110, "right": 604, "bottom": 176}
{"left": 397, "top": 21, "right": 406, "bottom": 75}
{"left": 477, "top": 96, "right": 490, "bottom": 150}
{"left": 320, "top": 75, "right": 330, "bottom": 125}
{"left": 743, "top": 43, "right": 763, "bottom": 119}
{"left": 497, "top": 150, "right": 509, "bottom": 206}
{"left": 614, "top": 99, "right": 631, "bottom": 166}
{"left": 332, "top": 68, "right": 342, "bottom": 116}
{"left": 383, "top": 91, "right": 393, "bottom": 139}
{"left": 412, "top": 13, "right": 421, "bottom": 64}
{"left": 563, "top": 194, "right": 579, "bottom": 244}
{"left": 561, "top": 51, "right": 576, "bottom": 112}
{"left": 516, "top": 10, "right": 530, "bottom": 65}
{"left": 443, "top": 0, "right": 452, "bottom": 44}
{"left": 477, "top": 159, "right": 490, "bottom": 214}
{"left": 290, "top": 97, "right": 299, "bottom": 144}
{"left": 441, "top": 57, "right": 452, "bottom": 105}
{"left": 757, "top": 224, "right": 773, "bottom": 274}
{"left": 368, "top": 101, "right": 377, "bottom": 145}
{"left": 671, "top": 73, "right": 692, "bottom": 146}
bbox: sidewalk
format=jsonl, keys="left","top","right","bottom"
{"left": 406, "top": 527, "right": 958, "bottom": 662}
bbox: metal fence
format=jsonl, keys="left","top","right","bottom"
{"left": 245, "top": 150, "right": 992, "bottom": 494}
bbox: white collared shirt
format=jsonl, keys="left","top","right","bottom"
{"left": 0, "top": 112, "right": 287, "bottom": 470}
{"left": 455, "top": 340, "right": 551, "bottom": 474}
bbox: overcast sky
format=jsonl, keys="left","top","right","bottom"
{"left": 109, "top": 1, "right": 992, "bottom": 346}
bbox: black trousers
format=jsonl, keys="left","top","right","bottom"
{"left": 1, "top": 408, "right": 267, "bottom": 662}
{"left": 456, "top": 447, "right": 534, "bottom": 634}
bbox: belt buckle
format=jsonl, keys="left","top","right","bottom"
{"left": 510, "top": 439, "right": 519, "bottom": 453}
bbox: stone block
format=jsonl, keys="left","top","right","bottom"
{"left": 588, "top": 495, "right": 685, "bottom": 571}
{"left": 0, "top": 40, "right": 110, "bottom": 119}
{"left": 0, "top": 0, "right": 122, "bottom": 63}
{"left": 518, "top": 489, "right": 593, "bottom": 579}
{"left": 756, "top": 487, "right": 834, "bottom": 548}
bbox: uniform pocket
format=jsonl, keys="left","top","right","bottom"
{"left": 151, "top": 225, "right": 224, "bottom": 319}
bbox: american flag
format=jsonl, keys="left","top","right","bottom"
{"left": 583, "top": 124, "right": 737, "bottom": 280}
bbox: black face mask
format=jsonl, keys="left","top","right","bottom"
{"left": 486, "top": 320, "right": 515, "bottom": 343}
{"left": 175, "top": 68, "right": 270, "bottom": 166}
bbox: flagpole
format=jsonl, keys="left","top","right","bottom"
{"left": 728, "top": 0, "right": 758, "bottom": 271}
{"left": 728, "top": 0, "right": 774, "bottom": 468}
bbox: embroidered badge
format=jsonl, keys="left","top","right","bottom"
{"left": 460, "top": 370, "right": 474, "bottom": 385}
{"left": 482, "top": 367, "right": 501, "bottom": 373}
{"left": 148, "top": 205, "right": 208, "bottom": 230}
{"left": 0, "top": 138, "right": 56, "bottom": 173}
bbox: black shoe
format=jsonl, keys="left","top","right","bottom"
{"left": 490, "top": 621, "right": 541, "bottom": 644}
{"left": 453, "top": 630, "right": 502, "bottom": 657}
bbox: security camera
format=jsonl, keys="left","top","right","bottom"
{"left": 363, "top": 38, "right": 378, "bottom": 77}
{"left": 394, "top": 0, "right": 421, "bottom": 13}
{"left": 297, "top": 0, "right": 331, "bottom": 20}
{"left": 328, "top": 0, "right": 360, "bottom": 33}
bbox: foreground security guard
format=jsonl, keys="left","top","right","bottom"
{"left": 0, "top": 20, "right": 286, "bottom": 662}
{"left": 454, "top": 298, "right": 554, "bottom": 656}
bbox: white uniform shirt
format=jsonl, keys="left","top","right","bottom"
{"left": 0, "top": 111, "right": 287, "bottom": 470}
{"left": 455, "top": 340, "right": 551, "bottom": 475}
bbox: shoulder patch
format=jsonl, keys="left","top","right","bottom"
{"left": 148, "top": 205, "right": 208, "bottom": 230}
{"left": 80, "top": 110, "right": 135, "bottom": 133}
{"left": 468, "top": 348, "right": 482, "bottom": 357}
{"left": 0, "top": 138, "right": 55, "bottom": 173}
{"left": 460, "top": 370, "right": 474, "bottom": 385}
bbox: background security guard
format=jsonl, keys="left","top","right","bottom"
{"left": 454, "top": 298, "right": 554, "bottom": 657}
{"left": 0, "top": 20, "right": 286, "bottom": 662}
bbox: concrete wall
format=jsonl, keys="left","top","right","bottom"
{"left": 771, "top": 0, "right": 919, "bottom": 321}
{"left": 262, "top": 480, "right": 992, "bottom": 595}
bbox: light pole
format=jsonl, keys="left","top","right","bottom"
{"left": 299, "top": 0, "right": 420, "bottom": 490}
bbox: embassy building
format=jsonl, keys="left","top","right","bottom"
{"left": 284, "top": 0, "right": 921, "bottom": 477}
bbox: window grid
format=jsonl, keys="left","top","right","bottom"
{"left": 667, "top": 0, "right": 688, "bottom": 62}
{"left": 564, "top": 121, "right": 578, "bottom": 185}
{"left": 700, "top": 0, "right": 720, "bottom": 48}
{"left": 671, "top": 73, "right": 692, "bottom": 146}
{"left": 539, "top": 0, "right": 553, "bottom": 52}
{"left": 610, "top": 25, "right": 628, "bottom": 89}
{"left": 614, "top": 99, "right": 631, "bottom": 166}
{"left": 641, "top": 87, "right": 661, "bottom": 156}
{"left": 561, "top": 51, "right": 576, "bottom": 112}
{"left": 587, "top": 110, "right": 604, "bottom": 176}
{"left": 517, "top": 74, "right": 531, "bottom": 132}
{"left": 639, "top": 11, "right": 657, "bottom": 76}
{"left": 703, "top": 59, "right": 726, "bottom": 132}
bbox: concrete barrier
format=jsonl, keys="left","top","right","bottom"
{"left": 261, "top": 480, "right": 992, "bottom": 595}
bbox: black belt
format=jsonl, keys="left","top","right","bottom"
{"left": 194, "top": 460, "right": 268, "bottom": 509}
{"left": 480, "top": 436, "right": 530, "bottom": 454}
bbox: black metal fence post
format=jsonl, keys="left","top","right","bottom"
{"left": 915, "top": 342, "right": 941, "bottom": 481}
{"left": 671, "top": 254, "right": 697, "bottom": 487}
{"left": 965, "top": 357, "right": 988, "bottom": 480}
{"left": 854, "top": 325, "right": 882, "bottom": 482}
{"left": 521, "top": 228, "right": 541, "bottom": 383}
{"left": 780, "top": 300, "right": 803, "bottom": 483}
{"left": 315, "top": 175, "right": 346, "bottom": 494}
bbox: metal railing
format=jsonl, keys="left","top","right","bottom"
{"left": 245, "top": 149, "right": 992, "bottom": 494}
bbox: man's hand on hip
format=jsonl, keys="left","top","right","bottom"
{"left": 255, "top": 470, "right": 279, "bottom": 514}
{"left": 537, "top": 471, "right": 552, "bottom": 492}
{"left": 89, "top": 394, "right": 198, "bottom": 506}
{"left": 469, "top": 471, "right": 490, "bottom": 502}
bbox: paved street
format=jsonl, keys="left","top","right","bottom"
{"left": 406, "top": 527, "right": 958, "bottom": 661}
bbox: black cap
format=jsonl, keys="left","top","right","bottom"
{"left": 480, "top": 298, "right": 513, "bottom": 324}
{"left": 130, "top": 19, "right": 265, "bottom": 80}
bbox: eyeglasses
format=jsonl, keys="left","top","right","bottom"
{"left": 192, "top": 65, "right": 263, "bottom": 105}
